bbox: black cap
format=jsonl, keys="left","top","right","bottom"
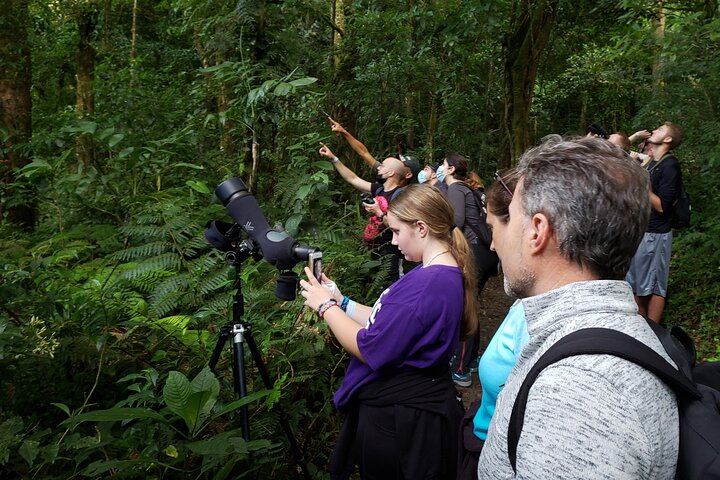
{"left": 399, "top": 155, "right": 422, "bottom": 180}
{"left": 425, "top": 162, "right": 440, "bottom": 171}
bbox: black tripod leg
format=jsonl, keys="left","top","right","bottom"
{"left": 208, "top": 329, "right": 229, "bottom": 371}
{"left": 242, "top": 323, "right": 310, "bottom": 480}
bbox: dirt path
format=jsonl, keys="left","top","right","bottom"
{"left": 459, "top": 273, "right": 513, "bottom": 407}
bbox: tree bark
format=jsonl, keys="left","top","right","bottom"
{"left": 76, "top": 4, "right": 97, "bottom": 164}
{"left": 499, "top": 0, "right": 559, "bottom": 168}
{"left": 0, "top": 0, "right": 36, "bottom": 228}
{"left": 130, "top": 0, "right": 139, "bottom": 85}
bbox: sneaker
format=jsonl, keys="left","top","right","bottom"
{"left": 452, "top": 372, "right": 472, "bottom": 388}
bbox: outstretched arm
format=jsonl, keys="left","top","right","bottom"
{"left": 319, "top": 143, "right": 372, "bottom": 193}
{"left": 329, "top": 117, "right": 380, "bottom": 171}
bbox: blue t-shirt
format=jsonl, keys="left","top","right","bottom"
{"left": 333, "top": 264, "right": 464, "bottom": 409}
{"left": 472, "top": 301, "right": 529, "bottom": 440}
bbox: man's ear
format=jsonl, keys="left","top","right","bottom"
{"left": 664, "top": 135, "right": 673, "bottom": 145}
{"left": 528, "top": 213, "right": 553, "bottom": 255}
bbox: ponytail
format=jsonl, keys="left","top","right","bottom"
{"left": 448, "top": 227, "right": 479, "bottom": 340}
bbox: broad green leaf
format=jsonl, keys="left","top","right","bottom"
{"left": 289, "top": 77, "right": 317, "bottom": 87}
{"left": 108, "top": 133, "right": 124, "bottom": 148}
{"left": 63, "top": 408, "right": 168, "bottom": 425}
{"left": 51, "top": 402, "right": 70, "bottom": 416}
{"left": 191, "top": 367, "right": 219, "bottom": 395}
{"left": 314, "top": 160, "right": 335, "bottom": 171}
{"left": 118, "top": 146, "right": 135, "bottom": 159}
{"left": 81, "top": 459, "right": 152, "bottom": 476}
{"left": 19, "top": 440, "right": 39, "bottom": 467}
{"left": 296, "top": 184, "right": 312, "bottom": 201}
{"left": 186, "top": 180, "right": 211, "bottom": 194}
{"left": 285, "top": 214, "right": 303, "bottom": 236}
{"left": 78, "top": 120, "right": 97, "bottom": 134}
{"left": 163, "top": 371, "right": 192, "bottom": 425}
{"left": 274, "top": 82, "right": 292, "bottom": 96}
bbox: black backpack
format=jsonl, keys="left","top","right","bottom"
{"left": 456, "top": 183, "right": 493, "bottom": 247}
{"left": 648, "top": 156, "right": 691, "bottom": 229}
{"left": 672, "top": 177, "right": 691, "bottom": 229}
{"left": 507, "top": 326, "right": 720, "bottom": 479}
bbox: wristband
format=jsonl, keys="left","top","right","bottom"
{"left": 317, "top": 299, "right": 338, "bottom": 318}
{"left": 340, "top": 296, "right": 350, "bottom": 311}
{"left": 331, "top": 156, "right": 339, "bottom": 164}
{"left": 345, "top": 299, "right": 357, "bottom": 317}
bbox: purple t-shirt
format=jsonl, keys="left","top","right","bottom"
{"left": 333, "top": 264, "right": 464, "bottom": 409}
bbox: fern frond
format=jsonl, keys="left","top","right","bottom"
{"left": 111, "top": 241, "right": 171, "bottom": 261}
{"left": 195, "top": 268, "right": 233, "bottom": 296}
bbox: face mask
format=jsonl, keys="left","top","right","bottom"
{"left": 417, "top": 170, "right": 428, "bottom": 184}
{"left": 436, "top": 165, "right": 446, "bottom": 183}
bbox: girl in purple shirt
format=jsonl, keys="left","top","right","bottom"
{"left": 301, "top": 184, "right": 479, "bottom": 479}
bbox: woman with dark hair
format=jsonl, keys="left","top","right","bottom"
{"left": 442, "top": 153, "right": 499, "bottom": 387}
{"left": 300, "top": 184, "right": 477, "bottom": 479}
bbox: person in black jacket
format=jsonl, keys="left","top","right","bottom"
{"left": 442, "top": 153, "right": 498, "bottom": 387}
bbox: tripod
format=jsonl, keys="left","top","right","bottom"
{"left": 208, "top": 246, "right": 310, "bottom": 479}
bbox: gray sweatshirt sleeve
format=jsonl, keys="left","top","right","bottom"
{"left": 515, "top": 364, "right": 667, "bottom": 479}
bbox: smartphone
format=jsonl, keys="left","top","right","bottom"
{"left": 308, "top": 250, "right": 323, "bottom": 280}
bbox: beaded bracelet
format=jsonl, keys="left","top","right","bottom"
{"left": 340, "top": 296, "right": 350, "bottom": 312}
{"left": 317, "top": 299, "right": 338, "bottom": 319}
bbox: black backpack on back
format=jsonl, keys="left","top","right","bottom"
{"left": 647, "top": 156, "right": 691, "bottom": 229}
{"left": 672, "top": 177, "right": 691, "bottom": 229}
{"left": 456, "top": 183, "right": 493, "bottom": 247}
{"left": 507, "top": 326, "right": 720, "bottom": 479}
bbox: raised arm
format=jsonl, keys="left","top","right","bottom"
{"left": 319, "top": 143, "right": 372, "bottom": 193}
{"left": 329, "top": 117, "right": 380, "bottom": 171}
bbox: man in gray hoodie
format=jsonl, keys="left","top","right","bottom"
{"left": 479, "top": 137, "right": 679, "bottom": 479}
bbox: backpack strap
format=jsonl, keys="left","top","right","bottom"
{"left": 508, "top": 327, "right": 700, "bottom": 472}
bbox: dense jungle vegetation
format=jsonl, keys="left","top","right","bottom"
{"left": 1, "top": 0, "right": 719, "bottom": 478}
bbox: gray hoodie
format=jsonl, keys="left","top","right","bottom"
{"left": 478, "top": 280, "right": 679, "bottom": 479}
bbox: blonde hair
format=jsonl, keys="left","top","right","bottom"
{"left": 388, "top": 184, "right": 478, "bottom": 340}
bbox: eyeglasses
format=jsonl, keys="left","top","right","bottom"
{"left": 495, "top": 171, "right": 514, "bottom": 198}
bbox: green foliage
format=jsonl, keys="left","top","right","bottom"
{"left": 3, "top": 0, "right": 720, "bottom": 477}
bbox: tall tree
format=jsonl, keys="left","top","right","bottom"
{"left": 500, "top": 0, "right": 559, "bottom": 167}
{"left": 0, "top": 0, "right": 36, "bottom": 228}
{"left": 75, "top": 1, "right": 98, "bottom": 164}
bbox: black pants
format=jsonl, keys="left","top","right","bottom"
{"left": 451, "top": 242, "right": 498, "bottom": 374}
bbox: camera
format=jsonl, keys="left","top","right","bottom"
{"left": 206, "top": 177, "right": 321, "bottom": 300}
{"left": 361, "top": 193, "right": 375, "bottom": 204}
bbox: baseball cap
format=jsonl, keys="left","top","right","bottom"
{"left": 399, "top": 154, "right": 422, "bottom": 180}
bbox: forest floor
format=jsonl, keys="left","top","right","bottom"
{"left": 458, "top": 273, "right": 513, "bottom": 408}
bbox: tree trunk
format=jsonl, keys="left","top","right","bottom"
{"left": 499, "top": 0, "right": 559, "bottom": 168}
{"left": 652, "top": 2, "right": 666, "bottom": 91}
{"left": 130, "top": 0, "right": 139, "bottom": 85}
{"left": 0, "top": 0, "right": 36, "bottom": 229}
{"left": 76, "top": 5, "right": 97, "bottom": 164}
